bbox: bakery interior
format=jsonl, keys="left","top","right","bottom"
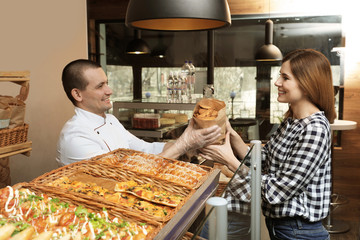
{"left": 1, "top": 0, "right": 360, "bottom": 239}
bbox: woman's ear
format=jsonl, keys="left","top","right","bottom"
{"left": 71, "top": 88, "right": 82, "bottom": 102}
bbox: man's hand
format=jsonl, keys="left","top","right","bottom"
{"left": 174, "top": 119, "right": 222, "bottom": 154}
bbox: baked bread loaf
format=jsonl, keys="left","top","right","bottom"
{"left": 160, "top": 117, "right": 176, "bottom": 126}
{"left": 174, "top": 114, "right": 188, "bottom": 123}
{"left": 161, "top": 113, "right": 188, "bottom": 124}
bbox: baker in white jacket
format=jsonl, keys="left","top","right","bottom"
{"left": 56, "top": 59, "right": 221, "bottom": 166}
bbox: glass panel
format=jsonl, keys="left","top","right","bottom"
{"left": 191, "top": 145, "right": 254, "bottom": 239}
{"left": 107, "top": 65, "right": 133, "bottom": 101}
{"left": 99, "top": 15, "right": 343, "bottom": 143}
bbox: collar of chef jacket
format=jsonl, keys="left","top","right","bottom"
{"left": 74, "top": 107, "right": 129, "bottom": 151}
{"left": 74, "top": 107, "right": 108, "bottom": 129}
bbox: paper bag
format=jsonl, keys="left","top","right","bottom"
{"left": 0, "top": 96, "right": 26, "bottom": 129}
{"left": 193, "top": 98, "right": 227, "bottom": 144}
{"left": 0, "top": 102, "right": 12, "bottom": 129}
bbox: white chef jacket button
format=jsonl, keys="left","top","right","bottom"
{"left": 97, "top": 131, "right": 99, "bottom": 134}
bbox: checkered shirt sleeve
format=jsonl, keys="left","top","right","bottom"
{"left": 225, "top": 112, "right": 331, "bottom": 221}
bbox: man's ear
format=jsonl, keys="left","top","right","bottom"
{"left": 71, "top": 88, "right": 82, "bottom": 102}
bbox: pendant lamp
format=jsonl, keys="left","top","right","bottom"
{"left": 151, "top": 33, "right": 167, "bottom": 58}
{"left": 125, "top": 0, "right": 231, "bottom": 31}
{"left": 255, "top": 19, "right": 282, "bottom": 61}
{"left": 126, "top": 29, "right": 150, "bottom": 54}
{"left": 151, "top": 47, "right": 166, "bottom": 58}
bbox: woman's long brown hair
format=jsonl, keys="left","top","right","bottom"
{"left": 282, "top": 49, "right": 337, "bottom": 123}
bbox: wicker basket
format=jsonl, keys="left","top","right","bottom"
{"left": 89, "top": 148, "right": 214, "bottom": 189}
{"left": 10, "top": 182, "right": 162, "bottom": 239}
{"left": 215, "top": 181, "right": 228, "bottom": 197}
{"left": 0, "top": 123, "right": 28, "bottom": 147}
{"left": 31, "top": 159, "right": 195, "bottom": 223}
{"left": 181, "top": 232, "right": 207, "bottom": 240}
{"left": 212, "top": 163, "right": 231, "bottom": 197}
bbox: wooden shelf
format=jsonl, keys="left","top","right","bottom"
{"left": 1, "top": 70, "right": 31, "bottom": 160}
{"left": 0, "top": 141, "right": 32, "bottom": 158}
{"left": 0, "top": 71, "right": 30, "bottom": 101}
{"left": 0, "top": 71, "right": 30, "bottom": 85}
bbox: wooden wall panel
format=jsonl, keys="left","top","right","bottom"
{"left": 228, "top": 0, "right": 264, "bottom": 15}
{"left": 87, "top": 0, "right": 128, "bottom": 20}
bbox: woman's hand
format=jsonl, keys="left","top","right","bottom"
{"left": 226, "top": 119, "right": 249, "bottom": 160}
{"left": 199, "top": 131, "right": 241, "bottom": 172}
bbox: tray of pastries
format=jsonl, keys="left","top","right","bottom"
{"left": 89, "top": 148, "right": 213, "bottom": 189}
{"left": 0, "top": 182, "right": 161, "bottom": 239}
{"left": 27, "top": 148, "right": 220, "bottom": 239}
{"left": 31, "top": 161, "right": 194, "bottom": 223}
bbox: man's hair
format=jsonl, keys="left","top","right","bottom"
{"left": 61, "top": 59, "right": 102, "bottom": 105}
{"left": 282, "top": 49, "right": 337, "bottom": 123}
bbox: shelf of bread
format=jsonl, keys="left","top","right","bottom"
{"left": 1, "top": 148, "right": 220, "bottom": 239}
{"left": 1, "top": 71, "right": 31, "bottom": 161}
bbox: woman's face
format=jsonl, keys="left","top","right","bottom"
{"left": 274, "top": 61, "right": 305, "bottom": 105}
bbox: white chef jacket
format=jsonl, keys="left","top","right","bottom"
{"left": 56, "top": 107, "right": 165, "bottom": 166}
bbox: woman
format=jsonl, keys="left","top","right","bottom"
{"left": 200, "top": 49, "right": 336, "bottom": 240}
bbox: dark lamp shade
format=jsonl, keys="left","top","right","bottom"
{"left": 126, "top": 38, "right": 150, "bottom": 54}
{"left": 125, "top": 0, "right": 231, "bottom": 31}
{"left": 255, "top": 19, "right": 283, "bottom": 61}
{"left": 255, "top": 44, "right": 283, "bottom": 62}
{"left": 151, "top": 47, "right": 166, "bottom": 58}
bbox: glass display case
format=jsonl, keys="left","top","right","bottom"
{"left": 112, "top": 100, "right": 196, "bottom": 139}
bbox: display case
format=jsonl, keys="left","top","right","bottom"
{"left": 112, "top": 101, "right": 196, "bottom": 139}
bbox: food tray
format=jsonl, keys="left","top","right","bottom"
{"left": 31, "top": 160, "right": 194, "bottom": 222}
{"left": 30, "top": 162, "right": 221, "bottom": 239}
{"left": 89, "top": 148, "right": 214, "bottom": 189}
{"left": 0, "top": 123, "right": 28, "bottom": 147}
{"left": 6, "top": 182, "right": 162, "bottom": 240}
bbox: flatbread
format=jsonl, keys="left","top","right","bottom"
{"left": 115, "top": 181, "right": 185, "bottom": 207}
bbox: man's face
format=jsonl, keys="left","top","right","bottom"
{"left": 75, "top": 67, "right": 113, "bottom": 117}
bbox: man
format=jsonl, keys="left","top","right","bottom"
{"left": 56, "top": 59, "right": 221, "bottom": 166}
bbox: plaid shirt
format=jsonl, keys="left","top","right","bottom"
{"left": 226, "top": 112, "right": 331, "bottom": 222}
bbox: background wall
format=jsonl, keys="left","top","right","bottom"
{"left": 0, "top": 0, "right": 88, "bottom": 183}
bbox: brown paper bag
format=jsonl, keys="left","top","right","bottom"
{"left": 193, "top": 98, "right": 227, "bottom": 144}
{"left": 0, "top": 96, "right": 26, "bottom": 128}
{"left": 0, "top": 102, "right": 12, "bottom": 129}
